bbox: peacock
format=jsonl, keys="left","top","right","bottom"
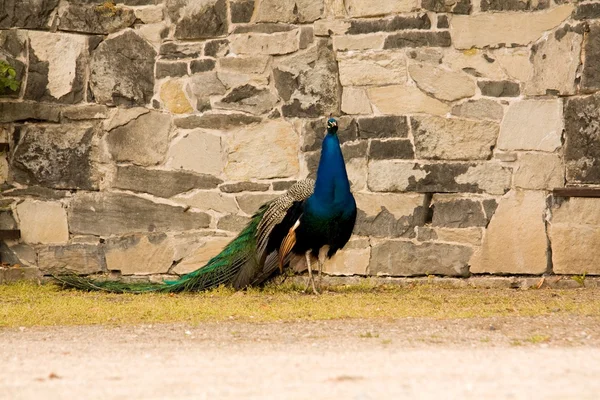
{"left": 55, "top": 118, "right": 357, "bottom": 294}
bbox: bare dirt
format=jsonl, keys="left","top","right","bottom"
{"left": 2, "top": 315, "right": 599, "bottom": 399}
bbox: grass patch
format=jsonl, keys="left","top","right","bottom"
{"left": 0, "top": 281, "right": 599, "bottom": 328}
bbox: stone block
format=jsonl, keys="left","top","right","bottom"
{"left": 174, "top": 113, "right": 260, "bottom": 130}
{"left": 369, "top": 240, "right": 471, "bottom": 277}
{"left": 574, "top": 3, "right": 600, "bottom": 20}
{"left": 408, "top": 62, "right": 476, "bottom": 101}
{"left": 498, "top": 99, "right": 562, "bottom": 152}
{"left": 204, "top": 39, "right": 229, "bottom": 57}
{"left": 12, "top": 124, "right": 101, "bottom": 190}
{"left": 186, "top": 72, "right": 226, "bottom": 111}
{"left": 160, "top": 79, "right": 193, "bottom": 114}
{"left": 217, "top": 214, "right": 251, "bottom": 232}
{"left": 302, "top": 116, "right": 357, "bottom": 152}
{"left": 58, "top": 2, "right": 136, "bottom": 34}
{"left": 160, "top": 42, "right": 204, "bottom": 59}
{"left": 166, "top": 130, "right": 224, "bottom": 176}
{"left": 190, "top": 59, "right": 215, "bottom": 74}
{"left": 338, "top": 50, "right": 406, "bottom": 86}
{"left": 384, "top": 31, "right": 451, "bottom": 49}
{"left": 230, "top": 0, "right": 254, "bottom": 23}
{"left": 341, "top": 87, "right": 372, "bottom": 114}
{"left": 481, "top": 0, "right": 549, "bottom": 11}
{"left": 254, "top": 0, "right": 324, "bottom": 23}
{"left": 582, "top": 23, "right": 600, "bottom": 91}
{"left": 0, "top": 0, "right": 59, "bottom": 29}
{"left": 333, "top": 34, "right": 385, "bottom": 51}
{"left": 236, "top": 193, "right": 279, "bottom": 214}
{"left": 451, "top": 99, "right": 504, "bottom": 121}
{"left": 173, "top": 191, "right": 238, "bottom": 213}
{"left": 106, "top": 110, "right": 171, "bottom": 166}
{"left": 442, "top": 49, "right": 508, "bottom": 81}
{"left": 346, "top": 14, "right": 430, "bottom": 34}
{"left": 354, "top": 193, "right": 424, "bottom": 238}
{"left": 368, "top": 139, "right": 414, "bottom": 160}
{"left": 156, "top": 61, "right": 188, "bottom": 79}
{"left": 105, "top": 233, "right": 173, "bottom": 275}
{"left": 478, "top": 80, "right": 520, "bottom": 97}
{"left": 62, "top": 104, "right": 109, "bottom": 120}
{"left": 367, "top": 85, "right": 450, "bottom": 116}
{"left": 134, "top": 5, "right": 164, "bottom": 23}
{"left": 230, "top": 29, "right": 300, "bottom": 55}
{"left": 0, "top": 242, "right": 37, "bottom": 268}
{"left": 491, "top": 48, "right": 533, "bottom": 82}
{"left": 357, "top": 116, "right": 409, "bottom": 139}
{"left": 451, "top": 5, "right": 574, "bottom": 49}
{"left": 69, "top": 192, "right": 210, "bottom": 236}
{"left": 322, "top": 238, "right": 370, "bottom": 276}
{"left": 16, "top": 200, "right": 69, "bottom": 244}
{"left": 225, "top": 120, "right": 299, "bottom": 180}
{"left": 422, "top": 0, "right": 471, "bottom": 14}
{"left": 214, "top": 84, "right": 278, "bottom": 115}
{"left": 173, "top": 236, "right": 231, "bottom": 274}
{"left": 431, "top": 195, "right": 487, "bottom": 228}
{"left": 564, "top": 93, "right": 600, "bottom": 184}
{"left": 344, "top": 0, "right": 418, "bottom": 17}
{"left": 220, "top": 182, "right": 270, "bottom": 193}
{"left": 417, "top": 227, "right": 483, "bottom": 246}
{"left": 38, "top": 244, "right": 104, "bottom": 274}
{"left": 514, "top": 153, "right": 564, "bottom": 190}
{"left": 90, "top": 30, "right": 156, "bottom": 106}
{"left": 167, "top": 0, "right": 228, "bottom": 40}
{"left": 411, "top": 116, "right": 499, "bottom": 161}
{"left": 470, "top": 190, "right": 548, "bottom": 275}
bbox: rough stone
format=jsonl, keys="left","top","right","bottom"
{"left": 160, "top": 42, "right": 204, "bottom": 59}
{"left": 174, "top": 113, "right": 260, "bottom": 130}
{"left": 581, "top": 24, "right": 600, "bottom": 91}
{"left": 408, "top": 63, "right": 476, "bottom": 101}
{"left": 160, "top": 79, "right": 194, "bottom": 114}
{"left": 338, "top": 51, "right": 406, "bottom": 86}
{"left": 514, "top": 153, "right": 564, "bottom": 190}
{"left": 491, "top": 48, "right": 533, "bottom": 82}
{"left": 113, "top": 166, "right": 222, "bottom": 198}
{"left": 167, "top": 0, "right": 228, "bottom": 39}
{"left": 25, "top": 31, "right": 87, "bottom": 104}
{"left": 478, "top": 80, "right": 520, "bottom": 97}
{"left": 357, "top": 116, "right": 409, "bottom": 139}
{"left": 470, "top": 190, "right": 548, "bottom": 275}
{"left": 442, "top": 49, "right": 507, "bottom": 81}
{"left": 230, "top": 29, "right": 300, "bottom": 55}
{"left": 217, "top": 214, "right": 251, "bottom": 232}
{"left": 204, "top": 39, "right": 229, "bottom": 57}
{"left": 173, "top": 191, "right": 238, "bottom": 213}
{"left": 498, "top": 99, "right": 563, "bottom": 152}
{"left": 90, "top": 30, "right": 156, "bottom": 106}
{"left": 369, "top": 240, "right": 471, "bottom": 277}
{"left": 173, "top": 236, "right": 231, "bottom": 274}
{"left": 236, "top": 193, "right": 279, "bottom": 214}
{"left": 341, "top": 87, "right": 372, "bottom": 114}
{"left": 105, "top": 233, "right": 173, "bottom": 275}
{"left": 2, "top": 186, "right": 68, "bottom": 200}
{"left": 354, "top": 193, "right": 424, "bottom": 238}
{"left": 69, "top": 192, "right": 211, "bottom": 236}
{"left": 574, "top": 3, "right": 600, "bottom": 20}
{"left": 302, "top": 116, "right": 357, "bottom": 152}
{"left": 437, "top": 15, "right": 449, "bottom": 29}
{"left": 368, "top": 139, "right": 414, "bottom": 160}
{"left": 230, "top": 0, "right": 254, "bottom": 23}
{"left": 451, "top": 99, "right": 504, "bottom": 121}
{"left": 418, "top": 227, "right": 483, "bottom": 246}
{"left": 62, "top": 104, "right": 109, "bottom": 120}
{"left": 0, "top": 242, "right": 37, "bottom": 268}
{"left": 0, "top": 0, "right": 59, "bottom": 29}
{"left": 218, "top": 56, "right": 270, "bottom": 74}
{"left": 321, "top": 238, "right": 370, "bottom": 276}
{"left": 422, "top": 0, "right": 471, "bottom": 14}
{"left": 12, "top": 124, "right": 100, "bottom": 190}
{"left": 16, "top": 200, "right": 69, "bottom": 244}
{"left": 451, "top": 5, "right": 574, "bottom": 49}
{"left": 333, "top": 34, "right": 385, "bottom": 51}
{"left": 107, "top": 110, "right": 171, "bottom": 166}
{"left": 156, "top": 61, "right": 188, "bottom": 79}
{"left": 367, "top": 85, "right": 450, "bottom": 116}
{"left": 38, "top": 244, "right": 104, "bottom": 274}
{"left": 166, "top": 130, "right": 224, "bottom": 176}
{"left": 411, "top": 116, "right": 499, "bottom": 161}
{"left": 431, "top": 196, "right": 487, "bottom": 228}
{"left": 347, "top": 14, "right": 430, "bottom": 34}
{"left": 254, "top": 0, "right": 324, "bottom": 23}
{"left": 134, "top": 5, "right": 164, "bottom": 23}
{"left": 564, "top": 93, "right": 600, "bottom": 184}
{"left": 344, "top": 0, "right": 418, "bottom": 17}
{"left": 526, "top": 27, "right": 582, "bottom": 96}
{"left": 186, "top": 72, "right": 227, "bottom": 111}
{"left": 313, "top": 19, "right": 350, "bottom": 36}
{"left": 190, "top": 59, "right": 216, "bottom": 73}
{"left": 226, "top": 120, "right": 299, "bottom": 180}
{"left": 368, "top": 161, "right": 511, "bottom": 195}
{"left": 215, "top": 84, "right": 278, "bottom": 115}
{"left": 58, "top": 2, "right": 136, "bottom": 34}
{"left": 220, "top": 182, "right": 270, "bottom": 193}
{"left": 481, "top": 0, "right": 549, "bottom": 11}
{"left": 272, "top": 181, "right": 297, "bottom": 191}
{"left": 550, "top": 197, "right": 600, "bottom": 275}
{"left": 384, "top": 31, "right": 451, "bottom": 49}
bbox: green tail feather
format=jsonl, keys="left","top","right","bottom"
{"left": 54, "top": 207, "right": 265, "bottom": 293}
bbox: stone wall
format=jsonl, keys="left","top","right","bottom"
{"left": 1, "top": 0, "right": 599, "bottom": 279}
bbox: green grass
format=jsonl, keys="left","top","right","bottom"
{"left": 0, "top": 281, "right": 599, "bottom": 328}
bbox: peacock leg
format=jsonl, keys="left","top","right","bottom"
{"left": 305, "top": 251, "right": 318, "bottom": 295}
{"left": 317, "top": 250, "right": 325, "bottom": 290}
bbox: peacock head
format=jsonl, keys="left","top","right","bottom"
{"left": 326, "top": 117, "right": 338, "bottom": 135}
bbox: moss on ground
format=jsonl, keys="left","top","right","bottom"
{"left": 1, "top": 281, "right": 599, "bottom": 327}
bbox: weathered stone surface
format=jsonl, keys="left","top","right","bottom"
{"left": 302, "top": 116, "right": 357, "bottom": 152}
{"left": 574, "top": 3, "right": 600, "bottom": 20}
{"left": 417, "top": 227, "right": 483, "bottom": 246}
{"left": 218, "top": 56, "right": 270, "bottom": 74}
{"left": 156, "top": 61, "right": 188, "bottom": 79}
{"left": 451, "top": 5, "right": 574, "bottom": 49}
{"left": 160, "top": 79, "right": 193, "bottom": 114}
{"left": 368, "top": 161, "right": 511, "bottom": 194}
{"left": 236, "top": 193, "right": 279, "bottom": 214}
{"left": 186, "top": 72, "right": 226, "bottom": 111}
{"left": 341, "top": 87, "right": 372, "bottom": 114}
{"left": 514, "top": 153, "right": 564, "bottom": 190}
{"left": 25, "top": 31, "right": 87, "bottom": 103}
{"left": 478, "top": 80, "right": 520, "bottom": 97}
{"left": 344, "top": 0, "right": 418, "bottom": 17}
{"left": 0, "top": 210, "right": 17, "bottom": 230}
{"left": 369, "top": 240, "right": 471, "bottom": 276}
{"left": 526, "top": 27, "right": 582, "bottom": 95}
{"left": 174, "top": 113, "right": 260, "bottom": 130}
{"left": 338, "top": 51, "right": 406, "bottom": 86}
{"left": 220, "top": 182, "right": 270, "bottom": 193}
{"left": 313, "top": 19, "right": 350, "bottom": 36}
{"left": 167, "top": 0, "right": 228, "bottom": 39}
{"left": 2, "top": 186, "right": 68, "bottom": 200}
{"left": 254, "top": 0, "right": 324, "bottom": 23}
{"left": 107, "top": 110, "right": 171, "bottom": 166}
{"left": 384, "top": 31, "right": 451, "bottom": 49}
{"left": 367, "top": 85, "right": 450, "bottom": 116}
{"left": 437, "top": 15, "right": 449, "bottom": 29}
{"left": 491, "top": 48, "right": 533, "bottom": 82}
{"left": 408, "top": 63, "right": 476, "bottom": 101}
{"left": 226, "top": 120, "right": 299, "bottom": 180}
{"left": 333, "top": 34, "right": 385, "bottom": 51}
{"left": 69, "top": 192, "right": 211, "bottom": 236}
{"left": 58, "top": 2, "right": 136, "bottom": 34}
{"left": 113, "top": 166, "right": 222, "bottom": 198}
{"left": 0, "top": 242, "right": 37, "bottom": 268}
{"left": 173, "top": 236, "right": 231, "bottom": 274}
{"left": 442, "top": 49, "right": 507, "bottom": 80}
{"left": 204, "top": 39, "right": 229, "bottom": 57}
{"left": 481, "top": 0, "right": 549, "bottom": 12}
{"left": 16, "top": 200, "right": 69, "bottom": 244}
{"left": 12, "top": 124, "right": 100, "bottom": 190}
{"left": 431, "top": 195, "right": 487, "bottom": 228}
{"left": 322, "top": 238, "right": 370, "bottom": 276}
{"left": 230, "top": 0, "right": 254, "bottom": 23}
{"left": 411, "top": 116, "right": 499, "bottom": 161}
{"left": 550, "top": 197, "right": 600, "bottom": 275}
{"left": 347, "top": 14, "right": 430, "bottom": 34}
{"left": 276, "top": 39, "right": 340, "bottom": 118}
{"left": 190, "top": 59, "right": 216, "bottom": 74}
{"left": 173, "top": 191, "right": 238, "bottom": 213}
{"left": 217, "top": 214, "right": 251, "bottom": 232}
{"left": 134, "top": 5, "right": 164, "bottom": 23}
{"left": 0, "top": 102, "right": 62, "bottom": 123}
{"left": 368, "top": 139, "right": 414, "bottom": 160}
{"left": 357, "top": 116, "right": 409, "bottom": 139}
{"left": 581, "top": 24, "right": 600, "bottom": 91}
{"left": 90, "top": 30, "right": 156, "bottom": 106}
{"left": 230, "top": 29, "right": 300, "bottom": 55}
{"left": 62, "top": 104, "right": 109, "bottom": 120}
{"left": 498, "top": 99, "right": 562, "bottom": 152}
{"left": 166, "top": 130, "right": 224, "bottom": 175}
{"left": 105, "top": 233, "right": 173, "bottom": 275}
{"left": 0, "top": 0, "right": 59, "bottom": 29}
{"left": 470, "top": 190, "right": 548, "bottom": 275}
{"left": 215, "top": 84, "right": 277, "bottom": 115}
{"left": 354, "top": 193, "right": 424, "bottom": 238}
{"left": 564, "top": 94, "right": 600, "bottom": 184}
{"left": 0, "top": 31, "right": 26, "bottom": 98}
{"left": 422, "top": 0, "right": 471, "bottom": 14}
{"left": 451, "top": 99, "right": 504, "bottom": 121}
{"left": 38, "top": 244, "right": 104, "bottom": 274}
{"left": 272, "top": 180, "right": 297, "bottom": 191}
{"left": 160, "top": 41, "right": 204, "bottom": 59}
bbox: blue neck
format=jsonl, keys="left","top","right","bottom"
{"left": 312, "top": 133, "right": 351, "bottom": 203}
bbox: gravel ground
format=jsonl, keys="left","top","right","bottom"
{"left": 2, "top": 316, "right": 599, "bottom": 400}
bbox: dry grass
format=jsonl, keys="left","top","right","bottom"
{"left": 1, "top": 281, "right": 599, "bottom": 328}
